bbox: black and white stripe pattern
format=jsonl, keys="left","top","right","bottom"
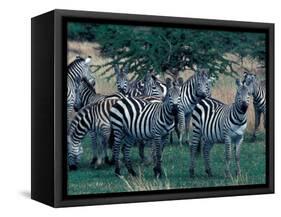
{"left": 73, "top": 77, "right": 124, "bottom": 111}
{"left": 73, "top": 77, "right": 104, "bottom": 111}
{"left": 109, "top": 80, "right": 181, "bottom": 177}
{"left": 190, "top": 79, "right": 250, "bottom": 178}
{"left": 142, "top": 73, "right": 163, "bottom": 97}
{"left": 242, "top": 72, "right": 266, "bottom": 141}
{"left": 68, "top": 98, "right": 120, "bottom": 170}
{"left": 67, "top": 56, "right": 92, "bottom": 123}
{"left": 177, "top": 69, "right": 211, "bottom": 146}
{"left": 68, "top": 93, "right": 162, "bottom": 170}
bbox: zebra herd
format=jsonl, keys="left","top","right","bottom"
{"left": 67, "top": 55, "right": 266, "bottom": 179}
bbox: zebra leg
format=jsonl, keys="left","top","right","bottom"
{"left": 89, "top": 130, "right": 99, "bottom": 166}
{"left": 234, "top": 135, "right": 243, "bottom": 177}
{"left": 67, "top": 137, "right": 82, "bottom": 171}
{"left": 177, "top": 106, "right": 185, "bottom": 147}
{"left": 203, "top": 142, "right": 213, "bottom": 177}
{"left": 123, "top": 138, "right": 137, "bottom": 176}
{"left": 252, "top": 107, "right": 261, "bottom": 142}
{"left": 169, "top": 132, "right": 173, "bottom": 144}
{"left": 100, "top": 127, "right": 112, "bottom": 165}
{"left": 138, "top": 141, "right": 146, "bottom": 163}
{"left": 153, "top": 136, "right": 163, "bottom": 178}
{"left": 224, "top": 136, "right": 232, "bottom": 178}
{"left": 189, "top": 126, "right": 201, "bottom": 178}
{"left": 263, "top": 111, "right": 266, "bottom": 129}
{"left": 184, "top": 113, "right": 192, "bottom": 145}
{"left": 112, "top": 129, "right": 123, "bottom": 176}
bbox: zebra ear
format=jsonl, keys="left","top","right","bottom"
{"left": 151, "top": 74, "right": 157, "bottom": 81}
{"left": 236, "top": 79, "right": 242, "bottom": 87}
{"left": 123, "top": 64, "right": 129, "bottom": 74}
{"left": 177, "top": 77, "right": 184, "bottom": 86}
{"left": 114, "top": 65, "right": 120, "bottom": 74}
{"left": 165, "top": 78, "right": 172, "bottom": 89}
{"left": 85, "top": 56, "right": 91, "bottom": 64}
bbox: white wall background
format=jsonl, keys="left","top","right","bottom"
{"left": 0, "top": 0, "right": 279, "bottom": 215}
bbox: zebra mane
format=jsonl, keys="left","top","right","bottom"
{"left": 81, "top": 77, "right": 96, "bottom": 94}
{"left": 70, "top": 56, "right": 84, "bottom": 65}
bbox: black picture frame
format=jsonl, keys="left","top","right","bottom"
{"left": 31, "top": 9, "right": 274, "bottom": 207}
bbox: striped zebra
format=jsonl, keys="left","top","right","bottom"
{"left": 154, "top": 75, "right": 169, "bottom": 97}
{"left": 190, "top": 79, "right": 250, "bottom": 178}
{"left": 73, "top": 76, "right": 124, "bottom": 111}
{"left": 68, "top": 93, "right": 160, "bottom": 170}
{"left": 177, "top": 69, "right": 211, "bottom": 146}
{"left": 68, "top": 98, "right": 121, "bottom": 170}
{"left": 114, "top": 65, "right": 143, "bottom": 96}
{"left": 67, "top": 56, "right": 93, "bottom": 123}
{"left": 109, "top": 80, "right": 181, "bottom": 178}
{"left": 142, "top": 73, "right": 163, "bottom": 97}
{"left": 242, "top": 72, "right": 266, "bottom": 141}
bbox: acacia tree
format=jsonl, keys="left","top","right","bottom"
{"left": 68, "top": 23, "right": 266, "bottom": 80}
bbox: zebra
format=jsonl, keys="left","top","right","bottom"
{"left": 189, "top": 79, "right": 250, "bottom": 178}
{"left": 242, "top": 72, "right": 266, "bottom": 141}
{"left": 68, "top": 98, "right": 121, "bottom": 170}
{"left": 114, "top": 65, "right": 143, "bottom": 97}
{"left": 67, "top": 56, "right": 93, "bottom": 124}
{"left": 73, "top": 76, "right": 124, "bottom": 112}
{"left": 68, "top": 93, "right": 161, "bottom": 170}
{"left": 109, "top": 79, "right": 181, "bottom": 178}
{"left": 142, "top": 73, "right": 163, "bottom": 97}
{"left": 177, "top": 69, "right": 211, "bottom": 146}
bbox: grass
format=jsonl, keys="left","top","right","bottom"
{"left": 67, "top": 132, "right": 266, "bottom": 195}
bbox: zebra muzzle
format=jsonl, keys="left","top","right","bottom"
{"left": 171, "top": 105, "right": 178, "bottom": 115}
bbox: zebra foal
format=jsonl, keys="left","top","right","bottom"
{"left": 190, "top": 79, "right": 250, "bottom": 178}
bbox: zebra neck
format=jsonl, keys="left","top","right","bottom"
{"left": 230, "top": 104, "right": 247, "bottom": 125}
{"left": 182, "top": 77, "right": 199, "bottom": 108}
{"left": 161, "top": 102, "right": 175, "bottom": 124}
{"left": 68, "top": 71, "right": 83, "bottom": 88}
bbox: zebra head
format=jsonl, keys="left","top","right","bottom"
{"left": 235, "top": 79, "right": 251, "bottom": 113}
{"left": 195, "top": 68, "right": 211, "bottom": 98}
{"left": 73, "top": 77, "right": 96, "bottom": 112}
{"left": 164, "top": 78, "right": 181, "bottom": 115}
{"left": 114, "top": 64, "right": 128, "bottom": 94}
{"left": 67, "top": 135, "right": 83, "bottom": 170}
{"left": 78, "top": 55, "right": 93, "bottom": 80}
{"left": 242, "top": 71, "right": 258, "bottom": 96}
{"left": 143, "top": 72, "right": 160, "bottom": 96}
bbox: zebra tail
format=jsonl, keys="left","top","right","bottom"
{"left": 108, "top": 128, "right": 115, "bottom": 150}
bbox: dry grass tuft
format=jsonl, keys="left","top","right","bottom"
{"left": 119, "top": 167, "right": 171, "bottom": 191}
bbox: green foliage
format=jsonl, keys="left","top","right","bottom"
{"left": 68, "top": 22, "right": 266, "bottom": 79}
{"left": 68, "top": 23, "right": 97, "bottom": 41}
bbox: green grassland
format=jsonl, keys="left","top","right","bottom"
{"left": 67, "top": 132, "right": 266, "bottom": 195}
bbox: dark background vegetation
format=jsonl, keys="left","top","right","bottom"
{"left": 68, "top": 22, "right": 266, "bottom": 79}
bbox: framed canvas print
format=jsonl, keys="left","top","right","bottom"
{"left": 31, "top": 9, "right": 274, "bottom": 207}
